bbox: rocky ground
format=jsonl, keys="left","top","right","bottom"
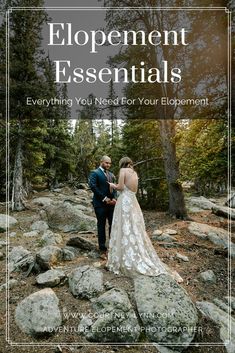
{"left": 0, "top": 186, "right": 234, "bottom": 353}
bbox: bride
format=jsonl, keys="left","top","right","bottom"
{"left": 106, "top": 156, "right": 183, "bottom": 283}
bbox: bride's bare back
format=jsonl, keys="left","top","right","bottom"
{"left": 122, "top": 168, "right": 138, "bottom": 193}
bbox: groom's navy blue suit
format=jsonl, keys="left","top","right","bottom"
{"left": 89, "top": 167, "right": 116, "bottom": 251}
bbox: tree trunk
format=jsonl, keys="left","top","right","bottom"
{"left": 24, "top": 178, "right": 32, "bottom": 196}
{"left": 158, "top": 119, "right": 187, "bottom": 219}
{"left": 11, "top": 124, "right": 26, "bottom": 211}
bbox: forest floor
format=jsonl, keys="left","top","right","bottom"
{"left": 0, "top": 189, "right": 234, "bottom": 353}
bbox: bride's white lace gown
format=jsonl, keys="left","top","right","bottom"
{"left": 107, "top": 184, "right": 183, "bottom": 282}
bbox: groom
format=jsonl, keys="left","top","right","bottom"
{"left": 89, "top": 156, "right": 117, "bottom": 257}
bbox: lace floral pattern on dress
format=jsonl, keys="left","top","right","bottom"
{"left": 107, "top": 185, "right": 170, "bottom": 278}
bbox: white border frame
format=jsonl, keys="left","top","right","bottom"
{"left": 5, "top": 5, "right": 232, "bottom": 350}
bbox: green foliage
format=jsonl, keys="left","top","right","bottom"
{"left": 177, "top": 119, "right": 229, "bottom": 194}
{"left": 3, "top": 2, "right": 49, "bottom": 200}
{"left": 73, "top": 92, "right": 124, "bottom": 181}
{"left": 73, "top": 118, "right": 96, "bottom": 180}
{"left": 0, "top": 0, "right": 230, "bottom": 209}
{"left": 103, "top": 0, "right": 229, "bottom": 207}
{"left": 122, "top": 119, "right": 168, "bottom": 209}
{"left": 41, "top": 60, "right": 75, "bottom": 187}
{"left": 0, "top": 1, "right": 76, "bottom": 198}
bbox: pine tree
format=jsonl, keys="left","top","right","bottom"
{"left": 177, "top": 119, "right": 229, "bottom": 194}
{"left": 107, "top": 79, "right": 118, "bottom": 146}
{"left": 103, "top": 0, "right": 228, "bottom": 216}
{"left": 5, "top": 1, "right": 48, "bottom": 210}
{"left": 41, "top": 57, "right": 75, "bottom": 188}
{"left": 73, "top": 119, "right": 96, "bottom": 180}
{"left": 103, "top": 0, "right": 188, "bottom": 217}
{"left": 73, "top": 95, "right": 98, "bottom": 180}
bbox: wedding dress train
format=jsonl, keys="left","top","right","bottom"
{"left": 107, "top": 185, "right": 183, "bottom": 283}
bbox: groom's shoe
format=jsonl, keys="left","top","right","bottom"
{"left": 99, "top": 250, "right": 108, "bottom": 260}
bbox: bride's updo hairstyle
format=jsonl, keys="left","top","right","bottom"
{"left": 119, "top": 156, "right": 133, "bottom": 169}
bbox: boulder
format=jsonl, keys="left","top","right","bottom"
{"left": 212, "top": 205, "right": 235, "bottom": 220}
{"left": 63, "top": 245, "right": 80, "bottom": 256}
{"left": 44, "top": 202, "right": 96, "bottom": 232}
{"left": 84, "top": 288, "right": 140, "bottom": 343}
{"left": 104, "top": 281, "right": 114, "bottom": 290}
{"left": 32, "top": 197, "right": 53, "bottom": 207}
{"left": 225, "top": 193, "right": 235, "bottom": 208}
{"left": 73, "top": 204, "right": 93, "bottom": 215}
{"left": 153, "top": 233, "right": 177, "bottom": 242}
{"left": 87, "top": 250, "right": 100, "bottom": 259}
{"left": 188, "top": 222, "right": 235, "bottom": 258}
{"left": 74, "top": 197, "right": 92, "bottom": 207}
{"left": 20, "top": 214, "right": 40, "bottom": 224}
{"left": 23, "top": 230, "right": 39, "bottom": 237}
{"left": 224, "top": 296, "right": 235, "bottom": 310}
{"left": 134, "top": 274, "right": 198, "bottom": 349}
{"left": 8, "top": 246, "right": 34, "bottom": 273}
{"left": 74, "top": 189, "right": 89, "bottom": 197}
{"left": 0, "top": 279, "right": 18, "bottom": 291}
{"left": 189, "top": 221, "right": 225, "bottom": 240}
{"left": 8, "top": 246, "right": 29, "bottom": 265}
{"left": 36, "top": 269, "right": 66, "bottom": 287}
{"left": 196, "top": 301, "right": 235, "bottom": 353}
{"left": 63, "top": 248, "right": 75, "bottom": 261}
{"left": 213, "top": 298, "right": 232, "bottom": 313}
{"left": 63, "top": 200, "right": 93, "bottom": 214}
{"left": 41, "top": 230, "right": 63, "bottom": 246}
{"left": 153, "top": 230, "right": 163, "bottom": 236}
{"left": 176, "top": 253, "right": 189, "bottom": 262}
{"left": 78, "top": 315, "right": 93, "bottom": 334}
{"left": 36, "top": 246, "right": 63, "bottom": 270}
{"left": 15, "top": 288, "right": 62, "bottom": 336}
{"left": 185, "top": 196, "right": 217, "bottom": 212}
{"left": 165, "top": 229, "right": 178, "bottom": 235}
{"left": 199, "top": 270, "right": 216, "bottom": 284}
{"left": 31, "top": 220, "right": 49, "bottom": 233}
{"left": 66, "top": 235, "right": 97, "bottom": 251}
{"left": 68, "top": 265, "right": 104, "bottom": 299}
{"left": 0, "top": 214, "right": 17, "bottom": 232}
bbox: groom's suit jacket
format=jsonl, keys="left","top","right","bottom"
{"left": 88, "top": 167, "right": 116, "bottom": 208}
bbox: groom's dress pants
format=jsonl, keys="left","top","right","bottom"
{"left": 94, "top": 205, "right": 114, "bottom": 251}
